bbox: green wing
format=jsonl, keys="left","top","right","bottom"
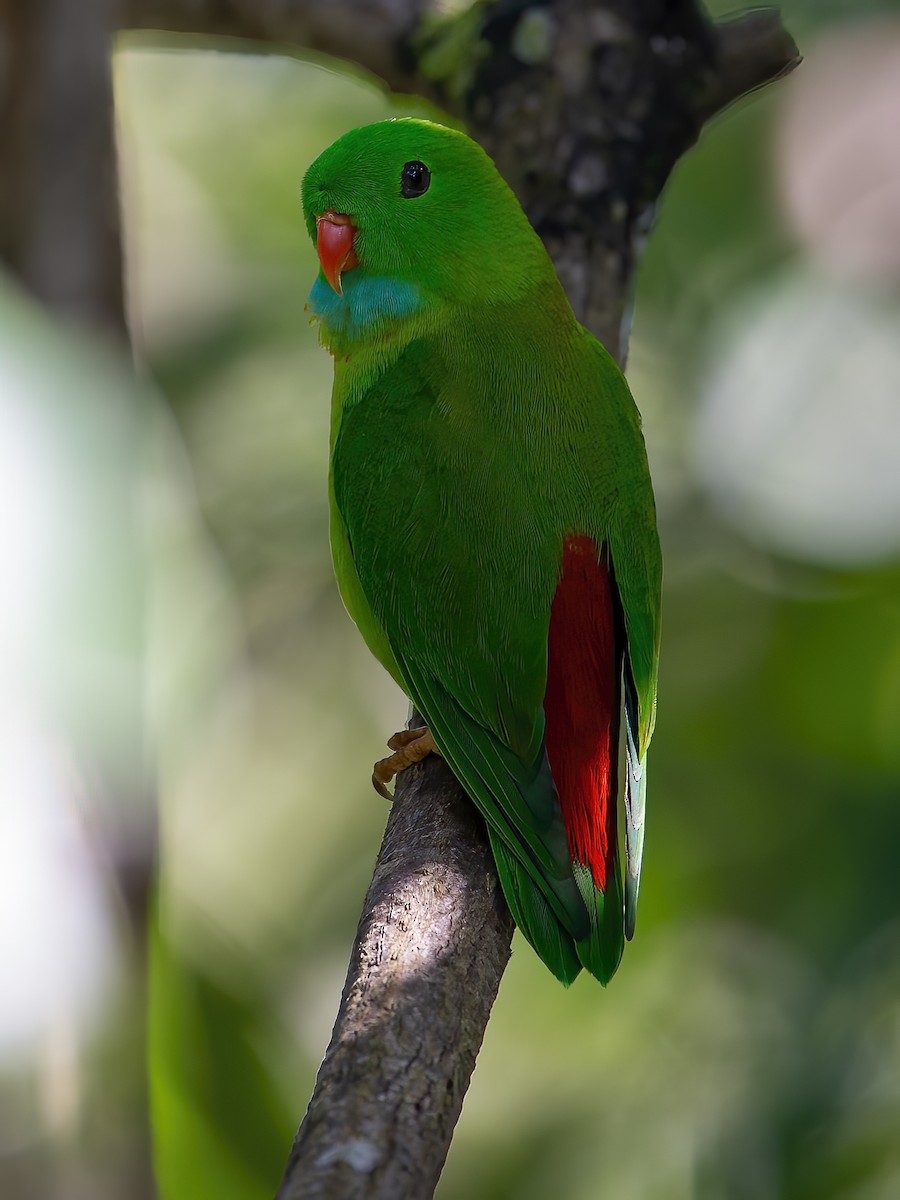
{"left": 331, "top": 340, "right": 590, "bottom": 947}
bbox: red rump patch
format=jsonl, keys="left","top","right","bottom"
{"left": 544, "top": 535, "right": 621, "bottom": 890}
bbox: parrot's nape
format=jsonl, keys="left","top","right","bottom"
{"left": 301, "top": 119, "right": 661, "bottom": 985}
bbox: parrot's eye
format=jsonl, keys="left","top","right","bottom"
{"left": 400, "top": 161, "right": 431, "bottom": 199}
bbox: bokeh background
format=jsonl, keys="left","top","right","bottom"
{"left": 3, "top": 0, "right": 900, "bottom": 1196}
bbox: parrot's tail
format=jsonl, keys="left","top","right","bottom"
{"left": 572, "top": 859, "right": 625, "bottom": 984}
{"left": 488, "top": 828, "right": 581, "bottom": 985}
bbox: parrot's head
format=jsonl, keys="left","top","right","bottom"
{"left": 301, "top": 119, "right": 553, "bottom": 341}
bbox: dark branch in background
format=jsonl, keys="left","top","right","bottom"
{"left": 0, "top": 0, "right": 126, "bottom": 339}
{"left": 703, "top": 8, "right": 803, "bottom": 117}
{"left": 116, "top": 0, "right": 438, "bottom": 95}
{"left": 2, "top": 2, "right": 798, "bottom": 1198}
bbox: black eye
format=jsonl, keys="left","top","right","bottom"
{"left": 400, "top": 161, "right": 431, "bottom": 199}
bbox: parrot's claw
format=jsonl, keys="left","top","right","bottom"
{"left": 386, "top": 727, "right": 430, "bottom": 752}
{"left": 372, "top": 727, "right": 440, "bottom": 799}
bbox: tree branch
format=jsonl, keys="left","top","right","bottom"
{"left": 277, "top": 734, "right": 514, "bottom": 1200}
{"left": 701, "top": 7, "right": 803, "bottom": 118}
{"left": 115, "top": 0, "right": 438, "bottom": 95}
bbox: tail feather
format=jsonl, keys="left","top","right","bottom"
{"left": 489, "top": 829, "right": 582, "bottom": 986}
{"left": 572, "top": 859, "right": 624, "bottom": 985}
{"left": 623, "top": 673, "right": 647, "bottom": 941}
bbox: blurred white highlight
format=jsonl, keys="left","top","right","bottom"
{"left": 693, "top": 269, "right": 900, "bottom": 564}
{"left": 0, "top": 707, "right": 116, "bottom": 1064}
{"left": 0, "top": 284, "right": 137, "bottom": 1090}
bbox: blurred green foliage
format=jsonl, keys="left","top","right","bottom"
{"left": 4, "top": 4, "right": 900, "bottom": 1198}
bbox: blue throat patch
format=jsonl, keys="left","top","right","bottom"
{"left": 308, "top": 272, "right": 424, "bottom": 341}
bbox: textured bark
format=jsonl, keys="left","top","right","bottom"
{"left": 464, "top": 2, "right": 801, "bottom": 358}
{"left": 277, "top": 730, "right": 514, "bottom": 1200}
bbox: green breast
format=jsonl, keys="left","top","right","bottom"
{"left": 328, "top": 470, "right": 406, "bottom": 690}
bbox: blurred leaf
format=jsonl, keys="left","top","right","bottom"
{"left": 149, "top": 912, "right": 296, "bottom": 1200}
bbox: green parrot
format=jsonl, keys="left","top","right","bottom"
{"left": 301, "top": 119, "right": 661, "bottom": 985}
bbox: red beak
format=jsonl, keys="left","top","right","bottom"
{"left": 316, "top": 210, "right": 359, "bottom": 296}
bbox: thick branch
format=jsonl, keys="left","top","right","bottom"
{"left": 277, "top": 745, "right": 514, "bottom": 1200}
{"left": 116, "top": 0, "right": 437, "bottom": 95}
{"left": 701, "top": 8, "right": 802, "bottom": 118}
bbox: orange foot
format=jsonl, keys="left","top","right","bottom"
{"left": 372, "top": 727, "right": 441, "bottom": 799}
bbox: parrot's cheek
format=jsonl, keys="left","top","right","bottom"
{"left": 316, "top": 211, "right": 359, "bottom": 296}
